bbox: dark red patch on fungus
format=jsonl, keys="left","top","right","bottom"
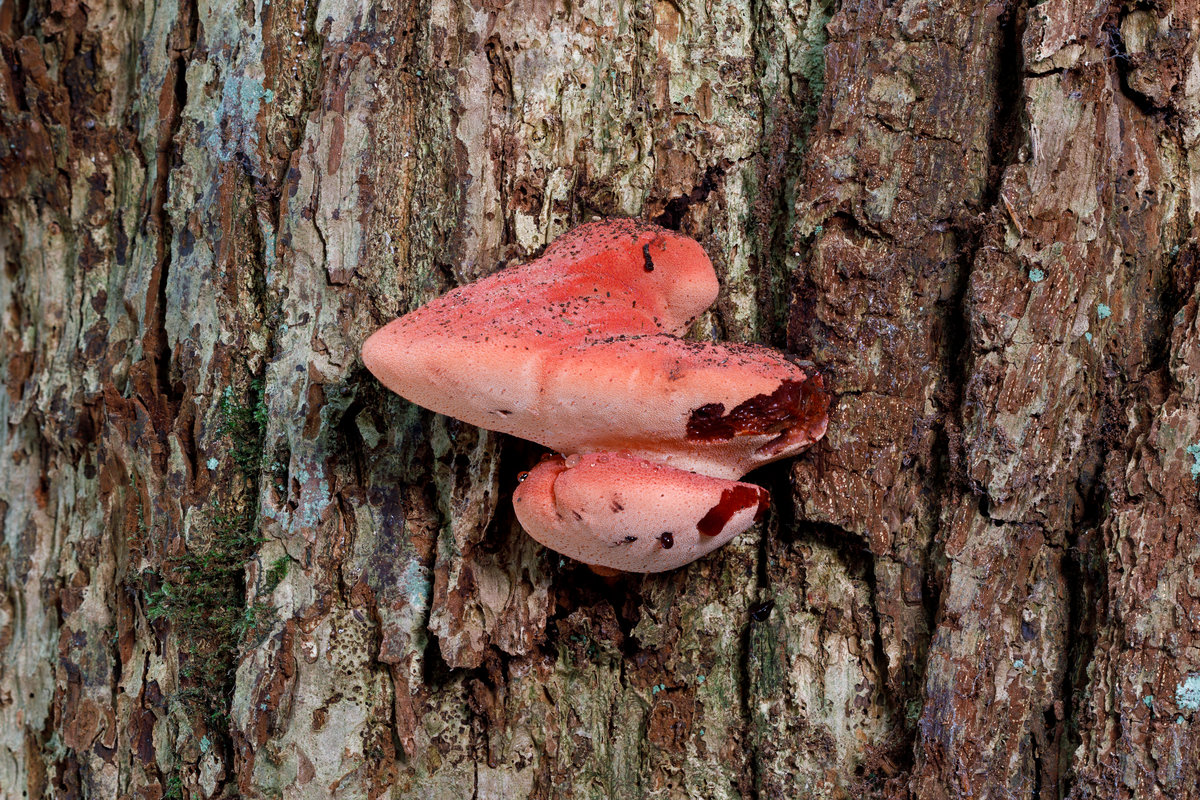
{"left": 753, "top": 487, "right": 769, "bottom": 523}
{"left": 696, "top": 485, "right": 769, "bottom": 537}
{"left": 686, "top": 377, "right": 829, "bottom": 442}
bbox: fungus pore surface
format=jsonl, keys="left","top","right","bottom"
{"left": 362, "top": 219, "right": 829, "bottom": 572}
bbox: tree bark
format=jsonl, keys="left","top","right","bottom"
{"left": 2, "top": 0, "right": 1199, "bottom": 797}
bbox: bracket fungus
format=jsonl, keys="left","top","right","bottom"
{"left": 363, "top": 218, "right": 829, "bottom": 573}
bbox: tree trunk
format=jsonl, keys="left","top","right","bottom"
{"left": 2, "top": 0, "right": 1199, "bottom": 796}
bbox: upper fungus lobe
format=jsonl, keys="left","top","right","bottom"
{"left": 365, "top": 218, "right": 717, "bottom": 352}
{"left": 360, "top": 219, "right": 722, "bottom": 444}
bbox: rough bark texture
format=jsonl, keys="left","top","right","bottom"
{"left": 2, "top": 0, "right": 1200, "bottom": 797}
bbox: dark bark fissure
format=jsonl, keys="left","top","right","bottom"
{"left": 905, "top": 0, "right": 1043, "bottom": 789}
{"left": 1057, "top": 522, "right": 1104, "bottom": 797}
{"left": 8, "top": 0, "right": 31, "bottom": 36}
{"left": 1101, "top": 14, "right": 1160, "bottom": 119}
{"left": 738, "top": 460, "right": 790, "bottom": 799}
{"left": 1166, "top": 243, "right": 1200, "bottom": 364}
{"left": 251, "top": 0, "right": 330, "bottom": 237}
{"left": 484, "top": 30, "right": 519, "bottom": 269}
{"left": 651, "top": 164, "right": 726, "bottom": 231}
{"left": 1032, "top": 730, "right": 1044, "bottom": 798}
{"left": 982, "top": 0, "right": 1029, "bottom": 210}
{"left": 1051, "top": 289, "right": 1162, "bottom": 796}
{"left": 794, "top": 519, "right": 890, "bottom": 682}
{"left": 941, "top": 218, "right": 983, "bottom": 490}
{"left": 146, "top": 0, "right": 197, "bottom": 406}
{"left": 757, "top": 113, "right": 813, "bottom": 350}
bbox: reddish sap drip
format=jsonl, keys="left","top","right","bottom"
{"left": 686, "top": 376, "right": 829, "bottom": 442}
{"left": 696, "top": 485, "right": 769, "bottom": 537}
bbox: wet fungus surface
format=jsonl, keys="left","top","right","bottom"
{"left": 362, "top": 218, "right": 829, "bottom": 572}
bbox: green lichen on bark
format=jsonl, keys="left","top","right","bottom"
{"left": 139, "top": 379, "right": 271, "bottom": 732}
